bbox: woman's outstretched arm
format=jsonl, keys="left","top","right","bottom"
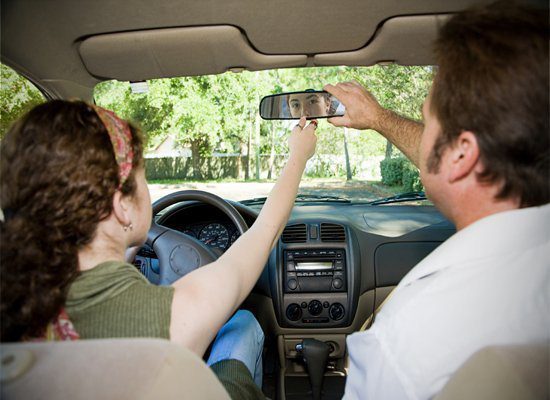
{"left": 170, "top": 117, "right": 317, "bottom": 355}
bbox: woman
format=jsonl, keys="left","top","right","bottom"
{"left": 288, "top": 91, "right": 333, "bottom": 119}
{"left": 0, "top": 100, "right": 317, "bottom": 398}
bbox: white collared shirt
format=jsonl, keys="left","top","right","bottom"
{"left": 344, "top": 204, "right": 550, "bottom": 400}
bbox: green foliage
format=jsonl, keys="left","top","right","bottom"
{"left": 145, "top": 157, "right": 193, "bottom": 180}
{"left": 380, "top": 157, "right": 405, "bottom": 186}
{"left": 349, "top": 65, "right": 433, "bottom": 121}
{"left": 381, "top": 157, "right": 424, "bottom": 192}
{"left": 402, "top": 161, "right": 424, "bottom": 192}
{"left": 145, "top": 155, "right": 289, "bottom": 181}
{"left": 304, "top": 157, "right": 348, "bottom": 179}
{"left": 0, "top": 61, "right": 434, "bottom": 184}
{"left": 1, "top": 63, "right": 45, "bottom": 138}
{"left": 93, "top": 65, "right": 432, "bottom": 165}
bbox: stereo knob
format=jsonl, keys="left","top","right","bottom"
{"left": 286, "top": 303, "right": 302, "bottom": 321}
{"left": 288, "top": 279, "right": 298, "bottom": 290}
{"left": 329, "top": 303, "right": 345, "bottom": 321}
{"left": 308, "top": 300, "right": 323, "bottom": 316}
{"left": 332, "top": 278, "right": 343, "bottom": 289}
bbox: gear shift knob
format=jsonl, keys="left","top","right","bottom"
{"left": 298, "top": 338, "right": 331, "bottom": 400}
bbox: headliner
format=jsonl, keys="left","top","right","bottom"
{"left": 1, "top": 0, "right": 544, "bottom": 99}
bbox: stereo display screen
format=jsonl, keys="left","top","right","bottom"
{"left": 295, "top": 262, "right": 333, "bottom": 271}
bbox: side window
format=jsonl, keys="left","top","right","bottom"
{"left": 1, "top": 63, "right": 46, "bottom": 139}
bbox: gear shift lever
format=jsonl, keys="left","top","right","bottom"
{"left": 296, "top": 338, "right": 331, "bottom": 400}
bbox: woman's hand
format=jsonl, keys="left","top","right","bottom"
{"left": 324, "top": 81, "right": 386, "bottom": 131}
{"left": 289, "top": 117, "right": 318, "bottom": 163}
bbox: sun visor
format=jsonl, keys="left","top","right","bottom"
{"left": 79, "top": 26, "right": 307, "bottom": 81}
{"left": 314, "top": 15, "right": 450, "bottom": 67}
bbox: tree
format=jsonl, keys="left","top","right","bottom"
{"left": 350, "top": 64, "right": 432, "bottom": 159}
{"left": 1, "top": 63, "right": 45, "bottom": 138}
{"left": 90, "top": 65, "right": 433, "bottom": 181}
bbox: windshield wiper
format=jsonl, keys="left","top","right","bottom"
{"left": 367, "top": 191, "right": 427, "bottom": 205}
{"left": 241, "top": 194, "right": 350, "bottom": 205}
{"left": 241, "top": 196, "right": 269, "bottom": 205}
{"left": 295, "top": 194, "right": 350, "bottom": 203}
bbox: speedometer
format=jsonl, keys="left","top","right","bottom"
{"left": 199, "top": 223, "right": 230, "bottom": 250}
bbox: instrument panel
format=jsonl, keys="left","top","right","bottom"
{"left": 156, "top": 203, "right": 254, "bottom": 254}
{"left": 175, "top": 221, "right": 241, "bottom": 252}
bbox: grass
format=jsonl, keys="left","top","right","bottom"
{"left": 149, "top": 177, "right": 399, "bottom": 186}
{"left": 147, "top": 177, "right": 405, "bottom": 201}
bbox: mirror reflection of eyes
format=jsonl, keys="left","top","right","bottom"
{"left": 290, "top": 94, "right": 320, "bottom": 102}
{"left": 306, "top": 95, "right": 320, "bottom": 105}
{"left": 259, "top": 90, "right": 346, "bottom": 120}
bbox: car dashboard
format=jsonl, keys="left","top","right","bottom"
{"left": 134, "top": 199, "right": 456, "bottom": 398}
{"left": 158, "top": 210, "right": 243, "bottom": 252}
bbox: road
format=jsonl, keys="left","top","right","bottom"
{"left": 148, "top": 179, "right": 393, "bottom": 203}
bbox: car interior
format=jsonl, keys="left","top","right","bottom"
{"left": 1, "top": 1, "right": 547, "bottom": 399}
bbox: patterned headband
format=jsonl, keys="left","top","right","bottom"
{"left": 92, "top": 105, "right": 134, "bottom": 187}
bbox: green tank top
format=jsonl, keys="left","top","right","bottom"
{"left": 66, "top": 260, "right": 264, "bottom": 399}
{"left": 66, "top": 261, "right": 174, "bottom": 339}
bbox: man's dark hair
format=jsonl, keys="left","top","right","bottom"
{"left": 429, "top": 2, "right": 549, "bottom": 207}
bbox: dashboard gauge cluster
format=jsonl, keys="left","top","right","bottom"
{"left": 199, "top": 223, "right": 229, "bottom": 249}
{"left": 181, "top": 222, "right": 240, "bottom": 251}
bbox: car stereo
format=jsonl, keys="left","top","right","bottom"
{"left": 284, "top": 249, "right": 346, "bottom": 293}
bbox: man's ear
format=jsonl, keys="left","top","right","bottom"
{"left": 112, "top": 190, "right": 132, "bottom": 227}
{"left": 448, "top": 131, "right": 480, "bottom": 183}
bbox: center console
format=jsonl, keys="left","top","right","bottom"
{"left": 282, "top": 248, "right": 350, "bottom": 328}
{"left": 268, "top": 222, "right": 361, "bottom": 399}
{"left": 271, "top": 222, "right": 360, "bottom": 329}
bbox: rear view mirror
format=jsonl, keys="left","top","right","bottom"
{"left": 259, "top": 90, "right": 345, "bottom": 120}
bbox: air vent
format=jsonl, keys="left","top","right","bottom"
{"left": 320, "top": 223, "right": 346, "bottom": 242}
{"left": 281, "top": 224, "right": 307, "bottom": 243}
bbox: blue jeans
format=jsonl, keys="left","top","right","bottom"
{"left": 206, "top": 310, "right": 264, "bottom": 388}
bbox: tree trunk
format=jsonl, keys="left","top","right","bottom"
{"left": 245, "top": 124, "right": 252, "bottom": 180}
{"left": 191, "top": 140, "right": 202, "bottom": 180}
{"left": 206, "top": 156, "right": 212, "bottom": 180}
{"left": 237, "top": 141, "right": 245, "bottom": 179}
{"left": 255, "top": 111, "right": 261, "bottom": 180}
{"left": 385, "top": 139, "right": 393, "bottom": 159}
{"left": 267, "top": 124, "right": 276, "bottom": 179}
{"left": 268, "top": 71, "right": 282, "bottom": 180}
{"left": 343, "top": 127, "right": 352, "bottom": 181}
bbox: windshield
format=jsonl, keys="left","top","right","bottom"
{"left": 94, "top": 66, "right": 433, "bottom": 204}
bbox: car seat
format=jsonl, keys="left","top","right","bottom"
{"left": 0, "top": 338, "right": 231, "bottom": 400}
{"left": 1, "top": 339, "right": 546, "bottom": 399}
{"left": 435, "top": 343, "right": 548, "bottom": 400}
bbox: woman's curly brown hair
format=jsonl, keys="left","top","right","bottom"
{"left": 0, "top": 100, "right": 144, "bottom": 341}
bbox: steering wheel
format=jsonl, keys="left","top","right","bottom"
{"left": 146, "top": 190, "right": 249, "bottom": 285}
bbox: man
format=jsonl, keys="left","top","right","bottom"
{"left": 325, "top": 3, "right": 549, "bottom": 399}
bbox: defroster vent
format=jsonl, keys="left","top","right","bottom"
{"left": 320, "top": 223, "right": 346, "bottom": 242}
{"left": 281, "top": 224, "right": 307, "bottom": 243}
